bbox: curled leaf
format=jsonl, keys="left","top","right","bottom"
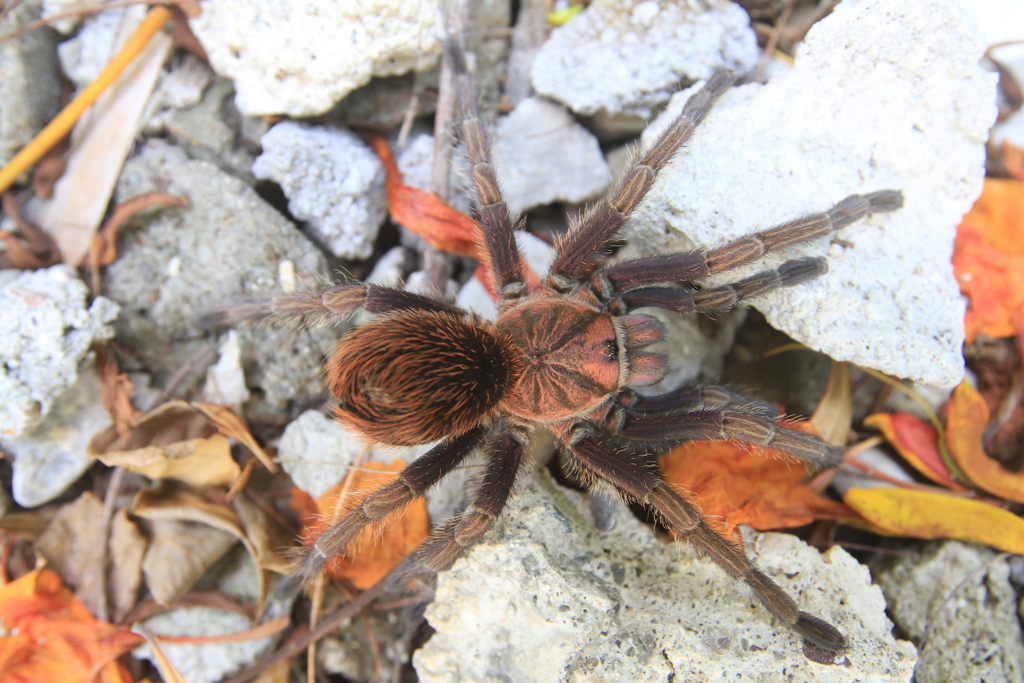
{"left": 88, "top": 401, "right": 241, "bottom": 488}
{"left": 946, "top": 379, "right": 1024, "bottom": 504}
{"left": 844, "top": 487, "right": 1024, "bottom": 553}
{"left": 864, "top": 413, "right": 968, "bottom": 490}
{"left": 365, "top": 133, "right": 480, "bottom": 258}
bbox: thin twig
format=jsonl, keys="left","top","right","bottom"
{"left": 96, "top": 466, "right": 127, "bottom": 622}
{"left": 753, "top": 0, "right": 796, "bottom": 83}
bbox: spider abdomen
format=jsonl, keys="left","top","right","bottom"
{"left": 326, "top": 310, "right": 521, "bottom": 446}
{"left": 496, "top": 298, "right": 663, "bottom": 420}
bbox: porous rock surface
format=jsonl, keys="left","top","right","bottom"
{"left": 623, "top": 0, "right": 996, "bottom": 387}
{"left": 6, "top": 365, "right": 112, "bottom": 507}
{"left": 531, "top": 0, "right": 759, "bottom": 119}
{"left": 492, "top": 97, "right": 611, "bottom": 214}
{"left": 414, "top": 470, "right": 916, "bottom": 682}
{"left": 0, "top": 265, "right": 118, "bottom": 438}
{"left": 188, "top": 0, "right": 444, "bottom": 117}
{"left": 104, "top": 140, "right": 334, "bottom": 411}
{"left": 253, "top": 122, "right": 387, "bottom": 260}
{"left": 0, "top": 1, "right": 61, "bottom": 166}
{"left": 872, "top": 541, "right": 1024, "bottom": 683}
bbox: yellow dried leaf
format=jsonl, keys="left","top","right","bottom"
{"left": 843, "top": 487, "right": 1024, "bottom": 553}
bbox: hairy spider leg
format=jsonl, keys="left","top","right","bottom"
{"left": 199, "top": 282, "right": 464, "bottom": 328}
{"left": 561, "top": 430, "right": 845, "bottom": 651}
{"left": 604, "top": 398, "right": 840, "bottom": 470}
{"left": 273, "top": 428, "right": 486, "bottom": 602}
{"left": 593, "top": 190, "right": 904, "bottom": 297}
{"left": 447, "top": 39, "right": 527, "bottom": 301}
{"left": 409, "top": 424, "right": 530, "bottom": 572}
{"left": 547, "top": 69, "right": 737, "bottom": 288}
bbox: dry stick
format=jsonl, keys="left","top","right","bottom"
{"left": 220, "top": 577, "right": 392, "bottom": 683}
{"left": 753, "top": 0, "right": 796, "bottom": 84}
{"left": 421, "top": 0, "right": 471, "bottom": 293}
{"left": 0, "top": 5, "right": 172, "bottom": 192}
{"left": 307, "top": 448, "right": 368, "bottom": 683}
{"left": 96, "top": 466, "right": 127, "bottom": 623}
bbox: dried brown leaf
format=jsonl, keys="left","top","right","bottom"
{"left": 191, "top": 402, "right": 277, "bottom": 472}
{"left": 88, "top": 401, "right": 241, "bottom": 487}
{"left": 810, "top": 360, "right": 853, "bottom": 447}
{"left": 33, "top": 492, "right": 105, "bottom": 617}
{"left": 108, "top": 509, "right": 147, "bottom": 623}
{"left": 132, "top": 483, "right": 287, "bottom": 610}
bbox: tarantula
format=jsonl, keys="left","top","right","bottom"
{"left": 228, "top": 45, "right": 901, "bottom": 652}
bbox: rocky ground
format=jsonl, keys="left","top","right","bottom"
{"left": 1, "top": 1, "right": 1022, "bottom": 682}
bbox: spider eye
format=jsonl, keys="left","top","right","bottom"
{"left": 604, "top": 338, "right": 618, "bottom": 363}
{"left": 326, "top": 311, "right": 521, "bottom": 446}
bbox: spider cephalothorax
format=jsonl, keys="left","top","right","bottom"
{"left": 232, "top": 42, "right": 902, "bottom": 652}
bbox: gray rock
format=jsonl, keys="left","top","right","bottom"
{"left": 492, "top": 97, "right": 611, "bottom": 214}
{"left": 188, "top": 0, "right": 445, "bottom": 117}
{"left": 873, "top": 541, "right": 1024, "bottom": 683}
{"left": 253, "top": 122, "right": 386, "bottom": 260}
{"left": 161, "top": 78, "right": 259, "bottom": 180}
{"left": 7, "top": 364, "right": 111, "bottom": 507}
{"left": 531, "top": 0, "right": 758, "bottom": 119}
{"left": 104, "top": 140, "right": 333, "bottom": 411}
{"left": 414, "top": 469, "right": 916, "bottom": 682}
{"left": 623, "top": 0, "right": 995, "bottom": 388}
{"left": 0, "top": 2, "right": 61, "bottom": 167}
{"left": 0, "top": 265, "right": 118, "bottom": 437}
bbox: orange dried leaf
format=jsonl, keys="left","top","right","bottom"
{"left": 659, "top": 427, "right": 850, "bottom": 537}
{"left": 864, "top": 413, "right": 968, "bottom": 490}
{"left": 365, "top": 133, "right": 481, "bottom": 258}
{"left": 843, "top": 487, "right": 1024, "bottom": 553}
{"left": 953, "top": 177, "right": 1024, "bottom": 343}
{"left": 946, "top": 379, "right": 1024, "bottom": 504}
{"left": 0, "top": 569, "right": 143, "bottom": 683}
{"left": 300, "top": 461, "right": 429, "bottom": 589}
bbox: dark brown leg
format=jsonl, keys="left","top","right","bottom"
{"left": 593, "top": 190, "right": 902, "bottom": 294}
{"left": 619, "top": 384, "right": 780, "bottom": 420}
{"left": 447, "top": 40, "right": 525, "bottom": 300}
{"left": 562, "top": 430, "right": 845, "bottom": 651}
{"left": 548, "top": 70, "right": 737, "bottom": 288}
{"left": 605, "top": 405, "right": 840, "bottom": 470}
{"left": 413, "top": 425, "right": 529, "bottom": 572}
{"left": 198, "top": 282, "right": 464, "bottom": 328}
{"left": 279, "top": 427, "right": 485, "bottom": 596}
{"left": 609, "top": 257, "right": 826, "bottom": 315}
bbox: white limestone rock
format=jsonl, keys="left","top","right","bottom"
{"left": 622, "top": 0, "right": 996, "bottom": 388}
{"left": 253, "top": 122, "right": 386, "bottom": 260}
{"left": 531, "top": 0, "right": 758, "bottom": 118}
{"left": 414, "top": 470, "right": 917, "bottom": 682}
{"left": 0, "top": 265, "right": 119, "bottom": 438}
{"left": 492, "top": 97, "right": 611, "bottom": 214}
{"left": 189, "top": 0, "right": 444, "bottom": 117}
{"left": 6, "top": 365, "right": 112, "bottom": 507}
